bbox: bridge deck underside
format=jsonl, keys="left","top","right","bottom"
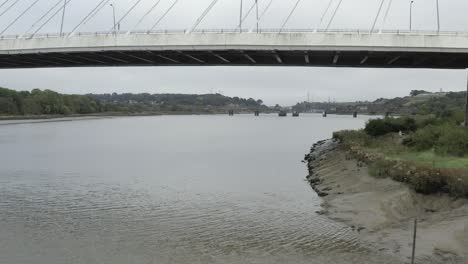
{"left": 0, "top": 49, "right": 467, "bottom": 69}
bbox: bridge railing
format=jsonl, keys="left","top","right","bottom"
{"left": 0, "top": 28, "right": 466, "bottom": 40}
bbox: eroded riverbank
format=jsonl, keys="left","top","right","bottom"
{"left": 305, "top": 140, "right": 468, "bottom": 264}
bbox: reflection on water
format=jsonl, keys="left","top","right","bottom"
{"left": 0, "top": 114, "right": 399, "bottom": 264}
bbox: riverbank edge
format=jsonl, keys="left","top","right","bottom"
{"left": 304, "top": 139, "right": 338, "bottom": 197}
{"left": 0, "top": 111, "right": 229, "bottom": 121}
{"left": 0, "top": 111, "right": 271, "bottom": 125}
{"left": 304, "top": 139, "right": 468, "bottom": 263}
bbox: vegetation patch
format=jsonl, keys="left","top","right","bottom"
{"left": 333, "top": 116, "right": 468, "bottom": 197}
{"left": 0, "top": 87, "right": 268, "bottom": 117}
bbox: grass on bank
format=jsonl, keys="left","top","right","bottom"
{"left": 387, "top": 151, "right": 468, "bottom": 169}
{"left": 333, "top": 117, "right": 468, "bottom": 197}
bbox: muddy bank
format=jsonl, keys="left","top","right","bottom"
{"left": 305, "top": 140, "right": 468, "bottom": 263}
{"left": 0, "top": 116, "right": 113, "bottom": 125}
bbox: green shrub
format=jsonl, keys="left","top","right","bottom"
{"left": 407, "top": 168, "right": 447, "bottom": 194}
{"left": 365, "top": 119, "right": 393, "bottom": 136}
{"left": 415, "top": 116, "right": 440, "bottom": 128}
{"left": 368, "top": 159, "right": 394, "bottom": 178}
{"left": 392, "top": 117, "right": 417, "bottom": 132}
{"left": 333, "top": 130, "right": 380, "bottom": 150}
{"left": 364, "top": 117, "right": 417, "bottom": 137}
{"left": 442, "top": 169, "right": 468, "bottom": 197}
{"left": 435, "top": 127, "right": 468, "bottom": 157}
{"left": 403, "top": 125, "right": 442, "bottom": 151}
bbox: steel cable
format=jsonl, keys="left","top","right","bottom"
{"left": 0, "top": 0, "right": 11, "bottom": 10}
{"left": 82, "top": 0, "right": 109, "bottom": 25}
{"left": 110, "top": 0, "right": 145, "bottom": 32}
{"left": 314, "top": 0, "right": 333, "bottom": 30}
{"left": 259, "top": 0, "right": 273, "bottom": 20}
{"left": 325, "top": 0, "right": 343, "bottom": 31}
{"left": 127, "top": 0, "right": 162, "bottom": 33}
{"left": 149, "top": 0, "right": 179, "bottom": 31}
{"left": 380, "top": 0, "right": 393, "bottom": 32}
{"left": 370, "top": 0, "right": 385, "bottom": 33}
{"left": 23, "top": 0, "right": 65, "bottom": 35}
{"left": 237, "top": 0, "right": 256, "bottom": 29}
{"left": 189, "top": 0, "right": 219, "bottom": 32}
{"left": 0, "top": 0, "right": 22, "bottom": 18}
{"left": 279, "top": 0, "right": 303, "bottom": 33}
{"left": 29, "top": 0, "right": 72, "bottom": 37}
{"left": 1, "top": 0, "right": 40, "bottom": 35}
{"left": 68, "top": 0, "right": 111, "bottom": 36}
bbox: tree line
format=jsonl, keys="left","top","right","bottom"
{"left": 0, "top": 87, "right": 267, "bottom": 116}
{"left": 293, "top": 90, "right": 466, "bottom": 122}
{"left": 0, "top": 88, "right": 99, "bottom": 115}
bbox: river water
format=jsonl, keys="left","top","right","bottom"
{"left": 0, "top": 114, "right": 400, "bottom": 264}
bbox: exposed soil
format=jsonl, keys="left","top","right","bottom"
{"left": 305, "top": 140, "right": 468, "bottom": 264}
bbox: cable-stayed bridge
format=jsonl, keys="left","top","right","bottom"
{"left": 0, "top": 0, "right": 466, "bottom": 69}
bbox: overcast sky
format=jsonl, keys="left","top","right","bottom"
{"left": 0, "top": 0, "right": 467, "bottom": 105}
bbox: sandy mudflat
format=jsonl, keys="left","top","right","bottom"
{"left": 306, "top": 140, "right": 468, "bottom": 263}
{"left": 0, "top": 116, "right": 111, "bottom": 125}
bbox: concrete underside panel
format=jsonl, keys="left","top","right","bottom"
{"left": 0, "top": 50, "right": 467, "bottom": 69}
{"left": 0, "top": 33, "right": 467, "bottom": 69}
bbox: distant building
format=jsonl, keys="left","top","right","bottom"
{"left": 415, "top": 92, "right": 447, "bottom": 98}
{"left": 358, "top": 106, "right": 368, "bottom": 111}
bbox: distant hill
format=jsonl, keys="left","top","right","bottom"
{"left": 87, "top": 93, "right": 267, "bottom": 113}
{"left": 293, "top": 90, "right": 466, "bottom": 121}
{"left": 0, "top": 87, "right": 267, "bottom": 117}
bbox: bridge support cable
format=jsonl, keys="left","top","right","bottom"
{"left": 127, "top": 0, "right": 162, "bottom": 34}
{"left": 110, "top": 0, "right": 145, "bottom": 32}
{"left": 333, "top": 54, "right": 339, "bottom": 64}
{"left": 0, "top": 0, "right": 21, "bottom": 18}
{"left": 248, "top": 0, "right": 274, "bottom": 32}
{"left": 60, "top": 0, "right": 66, "bottom": 34}
{"left": 0, "top": 0, "right": 11, "bottom": 10}
{"left": 259, "top": 0, "right": 273, "bottom": 20}
{"left": 360, "top": 56, "right": 369, "bottom": 65}
{"left": 274, "top": 52, "right": 282, "bottom": 64}
{"left": 436, "top": 0, "right": 440, "bottom": 33}
{"left": 313, "top": 0, "right": 333, "bottom": 31}
{"left": 279, "top": 0, "right": 303, "bottom": 33}
{"left": 241, "top": 51, "right": 256, "bottom": 63}
{"left": 236, "top": 1, "right": 256, "bottom": 29}
{"left": 82, "top": 0, "right": 110, "bottom": 25}
{"left": 325, "top": 0, "right": 343, "bottom": 31}
{"left": 370, "top": 0, "right": 385, "bottom": 33}
{"left": 68, "top": 0, "right": 111, "bottom": 36}
{"left": 188, "top": 0, "right": 219, "bottom": 33}
{"left": 387, "top": 56, "right": 400, "bottom": 65}
{"left": 23, "top": 0, "right": 66, "bottom": 36}
{"left": 239, "top": 0, "right": 243, "bottom": 31}
{"left": 149, "top": 0, "right": 180, "bottom": 31}
{"left": 380, "top": 0, "right": 393, "bottom": 32}
{"left": 210, "top": 51, "right": 230, "bottom": 63}
{"left": 29, "top": 0, "right": 73, "bottom": 38}
{"left": 304, "top": 52, "right": 310, "bottom": 64}
{"left": 176, "top": 51, "right": 205, "bottom": 63}
{"left": 1, "top": 0, "right": 40, "bottom": 35}
{"left": 255, "top": 0, "right": 258, "bottom": 33}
